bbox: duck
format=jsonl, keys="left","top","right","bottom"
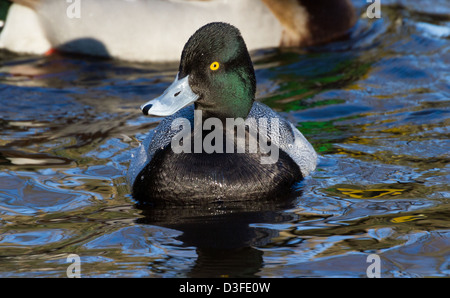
{"left": 128, "top": 22, "right": 317, "bottom": 205}
{"left": 0, "top": 0, "right": 356, "bottom": 62}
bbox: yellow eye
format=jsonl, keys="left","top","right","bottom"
{"left": 210, "top": 61, "right": 220, "bottom": 71}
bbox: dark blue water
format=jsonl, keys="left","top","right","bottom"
{"left": 0, "top": 1, "right": 449, "bottom": 277}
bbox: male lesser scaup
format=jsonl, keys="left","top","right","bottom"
{"left": 0, "top": 0, "right": 355, "bottom": 62}
{"left": 128, "top": 22, "right": 317, "bottom": 204}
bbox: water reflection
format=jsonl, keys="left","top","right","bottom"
{"left": 136, "top": 193, "right": 299, "bottom": 277}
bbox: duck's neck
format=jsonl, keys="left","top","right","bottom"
{"left": 194, "top": 69, "right": 255, "bottom": 121}
{"left": 194, "top": 100, "right": 254, "bottom": 123}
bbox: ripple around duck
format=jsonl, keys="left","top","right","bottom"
{"left": 0, "top": 0, "right": 449, "bottom": 277}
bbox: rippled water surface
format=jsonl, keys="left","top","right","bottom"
{"left": 0, "top": 1, "right": 449, "bottom": 277}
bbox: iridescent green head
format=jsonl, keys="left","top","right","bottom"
{"left": 141, "top": 22, "right": 256, "bottom": 120}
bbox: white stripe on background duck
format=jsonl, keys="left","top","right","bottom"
{"left": 0, "top": 0, "right": 356, "bottom": 62}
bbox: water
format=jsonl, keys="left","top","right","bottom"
{"left": 0, "top": 1, "right": 449, "bottom": 277}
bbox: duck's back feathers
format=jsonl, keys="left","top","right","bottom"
{"left": 248, "top": 102, "right": 317, "bottom": 177}
{"left": 262, "top": 0, "right": 356, "bottom": 47}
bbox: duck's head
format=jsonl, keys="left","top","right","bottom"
{"left": 141, "top": 22, "right": 256, "bottom": 120}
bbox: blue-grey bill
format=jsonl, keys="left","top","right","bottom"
{"left": 141, "top": 74, "right": 199, "bottom": 116}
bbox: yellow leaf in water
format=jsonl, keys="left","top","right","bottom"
{"left": 337, "top": 188, "right": 405, "bottom": 199}
{"left": 390, "top": 214, "right": 426, "bottom": 223}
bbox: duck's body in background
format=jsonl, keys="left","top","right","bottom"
{"left": 0, "top": 0, "right": 356, "bottom": 62}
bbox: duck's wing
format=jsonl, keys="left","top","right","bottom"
{"left": 248, "top": 101, "right": 317, "bottom": 177}
{"left": 127, "top": 105, "right": 195, "bottom": 186}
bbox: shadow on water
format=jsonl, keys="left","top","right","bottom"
{"left": 56, "top": 38, "right": 111, "bottom": 59}
{"left": 135, "top": 190, "right": 301, "bottom": 278}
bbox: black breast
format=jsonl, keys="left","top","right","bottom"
{"left": 132, "top": 138, "right": 303, "bottom": 205}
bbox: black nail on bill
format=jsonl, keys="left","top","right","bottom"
{"left": 142, "top": 104, "right": 152, "bottom": 115}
